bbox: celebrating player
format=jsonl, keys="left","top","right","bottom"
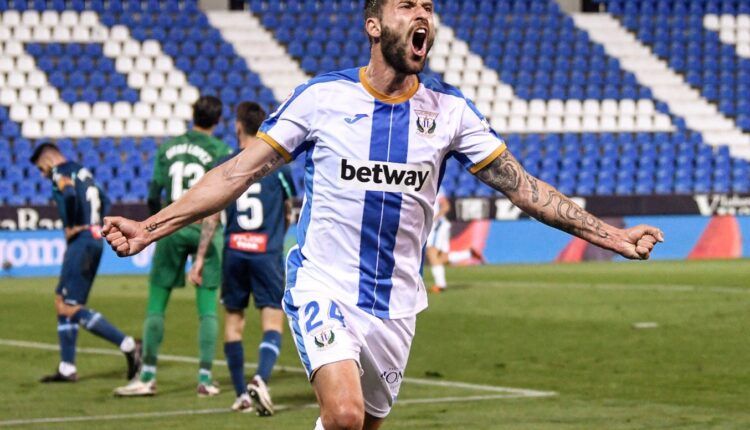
{"left": 102, "top": 0, "right": 664, "bottom": 428}
{"left": 114, "top": 96, "right": 232, "bottom": 397}
{"left": 29, "top": 143, "right": 140, "bottom": 383}
{"left": 189, "top": 101, "right": 296, "bottom": 415}
{"left": 426, "top": 189, "right": 484, "bottom": 293}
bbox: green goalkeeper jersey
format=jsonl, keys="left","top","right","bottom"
{"left": 148, "top": 130, "right": 232, "bottom": 212}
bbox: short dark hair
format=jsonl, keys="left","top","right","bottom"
{"left": 192, "top": 95, "right": 223, "bottom": 129}
{"left": 29, "top": 142, "right": 59, "bottom": 164}
{"left": 235, "top": 101, "right": 267, "bottom": 136}
{"left": 364, "top": 0, "right": 387, "bottom": 44}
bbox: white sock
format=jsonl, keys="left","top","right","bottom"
{"left": 314, "top": 417, "right": 325, "bottom": 430}
{"left": 120, "top": 336, "right": 135, "bottom": 353}
{"left": 431, "top": 264, "right": 446, "bottom": 288}
{"left": 448, "top": 250, "right": 471, "bottom": 264}
{"left": 58, "top": 361, "right": 77, "bottom": 376}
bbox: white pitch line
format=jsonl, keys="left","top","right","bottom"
{"left": 0, "top": 394, "right": 542, "bottom": 427}
{"left": 0, "top": 338, "right": 556, "bottom": 397}
{"left": 476, "top": 281, "right": 750, "bottom": 295}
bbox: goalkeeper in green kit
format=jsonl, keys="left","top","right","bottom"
{"left": 115, "top": 96, "right": 232, "bottom": 397}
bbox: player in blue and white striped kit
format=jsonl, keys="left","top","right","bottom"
{"left": 103, "top": 1, "right": 664, "bottom": 428}
{"left": 30, "top": 143, "right": 139, "bottom": 383}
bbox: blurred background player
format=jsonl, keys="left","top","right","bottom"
{"left": 426, "top": 189, "right": 484, "bottom": 293}
{"left": 114, "top": 96, "right": 232, "bottom": 397}
{"left": 30, "top": 143, "right": 140, "bottom": 383}
{"left": 189, "top": 101, "right": 296, "bottom": 415}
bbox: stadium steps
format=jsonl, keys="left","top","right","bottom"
{"left": 573, "top": 12, "right": 750, "bottom": 159}
{"left": 206, "top": 10, "right": 308, "bottom": 101}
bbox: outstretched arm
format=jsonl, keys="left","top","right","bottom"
{"left": 475, "top": 149, "right": 664, "bottom": 259}
{"left": 103, "top": 139, "right": 285, "bottom": 256}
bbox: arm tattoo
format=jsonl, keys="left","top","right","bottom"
{"left": 144, "top": 222, "right": 162, "bottom": 233}
{"left": 195, "top": 215, "right": 219, "bottom": 261}
{"left": 476, "top": 150, "right": 609, "bottom": 240}
{"left": 222, "top": 152, "right": 284, "bottom": 187}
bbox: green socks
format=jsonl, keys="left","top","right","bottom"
{"left": 196, "top": 287, "right": 218, "bottom": 383}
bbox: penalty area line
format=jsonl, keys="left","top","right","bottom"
{"left": 0, "top": 394, "right": 549, "bottom": 427}
{"left": 0, "top": 338, "right": 556, "bottom": 398}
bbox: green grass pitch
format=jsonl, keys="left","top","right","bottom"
{"left": 1, "top": 260, "right": 750, "bottom": 429}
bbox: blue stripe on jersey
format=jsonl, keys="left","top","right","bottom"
{"left": 260, "top": 69, "right": 359, "bottom": 133}
{"left": 283, "top": 246, "right": 312, "bottom": 375}
{"left": 356, "top": 101, "right": 410, "bottom": 318}
{"left": 296, "top": 146, "right": 316, "bottom": 248}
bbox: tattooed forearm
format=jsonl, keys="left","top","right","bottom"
{"left": 476, "top": 149, "right": 613, "bottom": 246}
{"left": 144, "top": 222, "right": 162, "bottom": 233}
{"left": 222, "top": 151, "right": 284, "bottom": 186}
{"left": 194, "top": 214, "right": 219, "bottom": 261}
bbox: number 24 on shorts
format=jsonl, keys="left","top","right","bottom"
{"left": 304, "top": 300, "right": 346, "bottom": 333}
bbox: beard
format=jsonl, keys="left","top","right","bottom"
{"left": 379, "top": 24, "right": 428, "bottom": 75}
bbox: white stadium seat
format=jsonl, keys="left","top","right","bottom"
{"left": 546, "top": 99, "right": 564, "bottom": 117}
{"left": 160, "top": 87, "right": 179, "bottom": 104}
{"left": 32, "top": 26, "right": 51, "bottom": 42}
{"left": 60, "top": 11, "right": 79, "bottom": 27}
{"left": 181, "top": 87, "right": 200, "bottom": 104}
{"left": 3, "top": 10, "right": 21, "bottom": 26}
{"left": 90, "top": 25, "right": 109, "bottom": 42}
{"left": 51, "top": 102, "right": 71, "bottom": 120}
{"left": 23, "top": 120, "right": 42, "bottom": 139}
{"left": 489, "top": 116, "right": 507, "bottom": 133}
{"left": 72, "top": 102, "right": 92, "bottom": 120}
{"left": 113, "top": 101, "right": 133, "bottom": 119}
{"left": 636, "top": 114, "right": 654, "bottom": 131}
{"left": 173, "top": 103, "right": 192, "bottom": 120}
{"left": 127, "top": 72, "right": 146, "bottom": 89}
{"left": 30, "top": 104, "right": 49, "bottom": 121}
{"left": 167, "top": 119, "right": 187, "bottom": 136}
{"left": 447, "top": 57, "right": 464, "bottom": 71}
{"left": 115, "top": 57, "right": 134, "bottom": 74}
{"left": 154, "top": 56, "right": 174, "bottom": 72}
{"left": 72, "top": 27, "right": 90, "bottom": 42}
{"left": 618, "top": 115, "right": 635, "bottom": 131}
{"left": 7, "top": 71, "right": 25, "bottom": 88}
{"left": 134, "top": 102, "right": 153, "bottom": 119}
{"left": 476, "top": 85, "right": 495, "bottom": 102}
{"left": 0, "top": 27, "right": 11, "bottom": 41}
{"left": 125, "top": 119, "right": 145, "bottom": 137}
{"left": 135, "top": 57, "right": 153, "bottom": 72}
{"left": 461, "top": 86, "right": 477, "bottom": 101}
{"left": 22, "top": 10, "right": 40, "bottom": 26}
{"left": 147, "top": 72, "right": 166, "bottom": 87}
{"left": 40, "top": 87, "right": 59, "bottom": 104}
{"left": 583, "top": 99, "right": 600, "bottom": 116}
{"left": 529, "top": 99, "right": 546, "bottom": 116}
{"left": 92, "top": 102, "right": 112, "bottom": 120}
{"left": 0, "top": 56, "right": 14, "bottom": 72}
{"left": 601, "top": 99, "right": 618, "bottom": 116}
{"left": 720, "top": 29, "right": 736, "bottom": 44}
{"left": 84, "top": 119, "right": 104, "bottom": 137}
{"left": 52, "top": 26, "right": 72, "bottom": 41}
{"left": 64, "top": 120, "right": 83, "bottom": 138}
{"left": 720, "top": 14, "right": 736, "bottom": 28}
{"left": 428, "top": 56, "right": 446, "bottom": 72}
{"left": 619, "top": 99, "right": 636, "bottom": 115}
{"left": 545, "top": 116, "right": 563, "bottom": 132}
{"left": 563, "top": 116, "right": 582, "bottom": 132}
{"left": 42, "top": 120, "right": 63, "bottom": 138}
{"left": 19, "top": 88, "right": 38, "bottom": 105}
{"left": 16, "top": 56, "right": 36, "bottom": 72}
{"left": 80, "top": 11, "right": 98, "bottom": 27}
{"left": 564, "top": 100, "right": 582, "bottom": 116}
{"left": 123, "top": 40, "right": 141, "bottom": 57}
{"left": 0, "top": 73, "right": 4, "bottom": 87}
{"left": 142, "top": 40, "right": 160, "bottom": 57}
{"left": 491, "top": 101, "right": 509, "bottom": 117}
{"left": 479, "top": 70, "right": 498, "bottom": 86}
{"left": 27, "top": 70, "right": 46, "bottom": 88}
{"left": 582, "top": 116, "right": 599, "bottom": 132}
{"left": 146, "top": 119, "right": 166, "bottom": 135}
{"left": 10, "top": 104, "right": 29, "bottom": 122}
{"left": 508, "top": 116, "right": 526, "bottom": 133}
{"left": 103, "top": 41, "right": 122, "bottom": 57}
{"left": 462, "top": 70, "right": 479, "bottom": 86}
{"left": 0, "top": 88, "right": 17, "bottom": 105}
{"left": 654, "top": 114, "right": 672, "bottom": 130}
{"left": 443, "top": 70, "right": 461, "bottom": 86}
{"left": 703, "top": 14, "right": 720, "bottom": 31}
{"left": 451, "top": 41, "right": 469, "bottom": 57}
{"left": 141, "top": 87, "right": 159, "bottom": 103}
{"left": 4, "top": 40, "right": 23, "bottom": 56}
{"left": 41, "top": 11, "right": 59, "bottom": 27}
{"left": 110, "top": 25, "right": 130, "bottom": 41}
{"left": 738, "top": 14, "right": 750, "bottom": 29}
{"left": 105, "top": 119, "right": 125, "bottom": 136}
{"left": 600, "top": 115, "right": 617, "bottom": 130}
{"left": 475, "top": 101, "right": 491, "bottom": 117}
{"left": 465, "top": 55, "right": 482, "bottom": 71}
{"left": 510, "top": 100, "right": 528, "bottom": 116}
{"left": 153, "top": 103, "right": 172, "bottom": 119}
{"left": 494, "top": 85, "right": 514, "bottom": 101}
{"left": 526, "top": 116, "right": 544, "bottom": 132}
{"left": 13, "top": 26, "right": 32, "bottom": 42}
{"left": 636, "top": 99, "right": 655, "bottom": 115}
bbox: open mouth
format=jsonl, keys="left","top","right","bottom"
{"left": 411, "top": 28, "right": 428, "bottom": 57}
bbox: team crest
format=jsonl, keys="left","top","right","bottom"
{"left": 415, "top": 110, "right": 438, "bottom": 137}
{"left": 313, "top": 329, "right": 336, "bottom": 349}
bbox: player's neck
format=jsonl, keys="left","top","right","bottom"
{"left": 364, "top": 59, "right": 417, "bottom": 99}
{"left": 192, "top": 126, "right": 215, "bottom": 136}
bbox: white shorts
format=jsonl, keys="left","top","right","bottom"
{"left": 426, "top": 219, "right": 451, "bottom": 254}
{"left": 284, "top": 294, "right": 415, "bottom": 418}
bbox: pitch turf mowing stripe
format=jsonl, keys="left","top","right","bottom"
{"left": 0, "top": 338, "right": 557, "bottom": 397}
{"left": 0, "top": 394, "right": 549, "bottom": 427}
{"left": 474, "top": 281, "right": 750, "bottom": 295}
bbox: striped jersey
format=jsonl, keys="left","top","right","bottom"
{"left": 258, "top": 67, "right": 506, "bottom": 319}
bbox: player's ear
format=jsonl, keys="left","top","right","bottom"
{"left": 365, "top": 16, "right": 381, "bottom": 40}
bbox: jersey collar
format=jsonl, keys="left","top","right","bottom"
{"left": 359, "top": 67, "right": 420, "bottom": 104}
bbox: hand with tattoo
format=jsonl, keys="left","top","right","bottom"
{"left": 476, "top": 148, "right": 664, "bottom": 260}
{"left": 102, "top": 216, "right": 153, "bottom": 257}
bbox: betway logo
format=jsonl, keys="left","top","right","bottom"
{"left": 339, "top": 158, "right": 430, "bottom": 193}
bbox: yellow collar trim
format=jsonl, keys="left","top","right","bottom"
{"left": 359, "top": 67, "right": 420, "bottom": 104}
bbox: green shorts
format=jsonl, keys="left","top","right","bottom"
{"left": 148, "top": 224, "right": 222, "bottom": 289}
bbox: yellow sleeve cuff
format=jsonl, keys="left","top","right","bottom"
{"left": 257, "top": 132, "right": 292, "bottom": 163}
{"left": 469, "top": 144, "right": 507, "bottom": 174}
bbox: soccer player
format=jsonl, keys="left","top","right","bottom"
{"left": 102, "top": 0, "right": 665, "bottom": 428}
{"left": 29, "top": 142, "right": 139, "bottom": 383}
{"left": 189, "top": 101, "right": 296, "bottom": 414}
{"left": 114, "top": 96, "right": 232, "bottom": 397}
{"left": 426, "top": 189, "right": 483, "bottom": 293}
